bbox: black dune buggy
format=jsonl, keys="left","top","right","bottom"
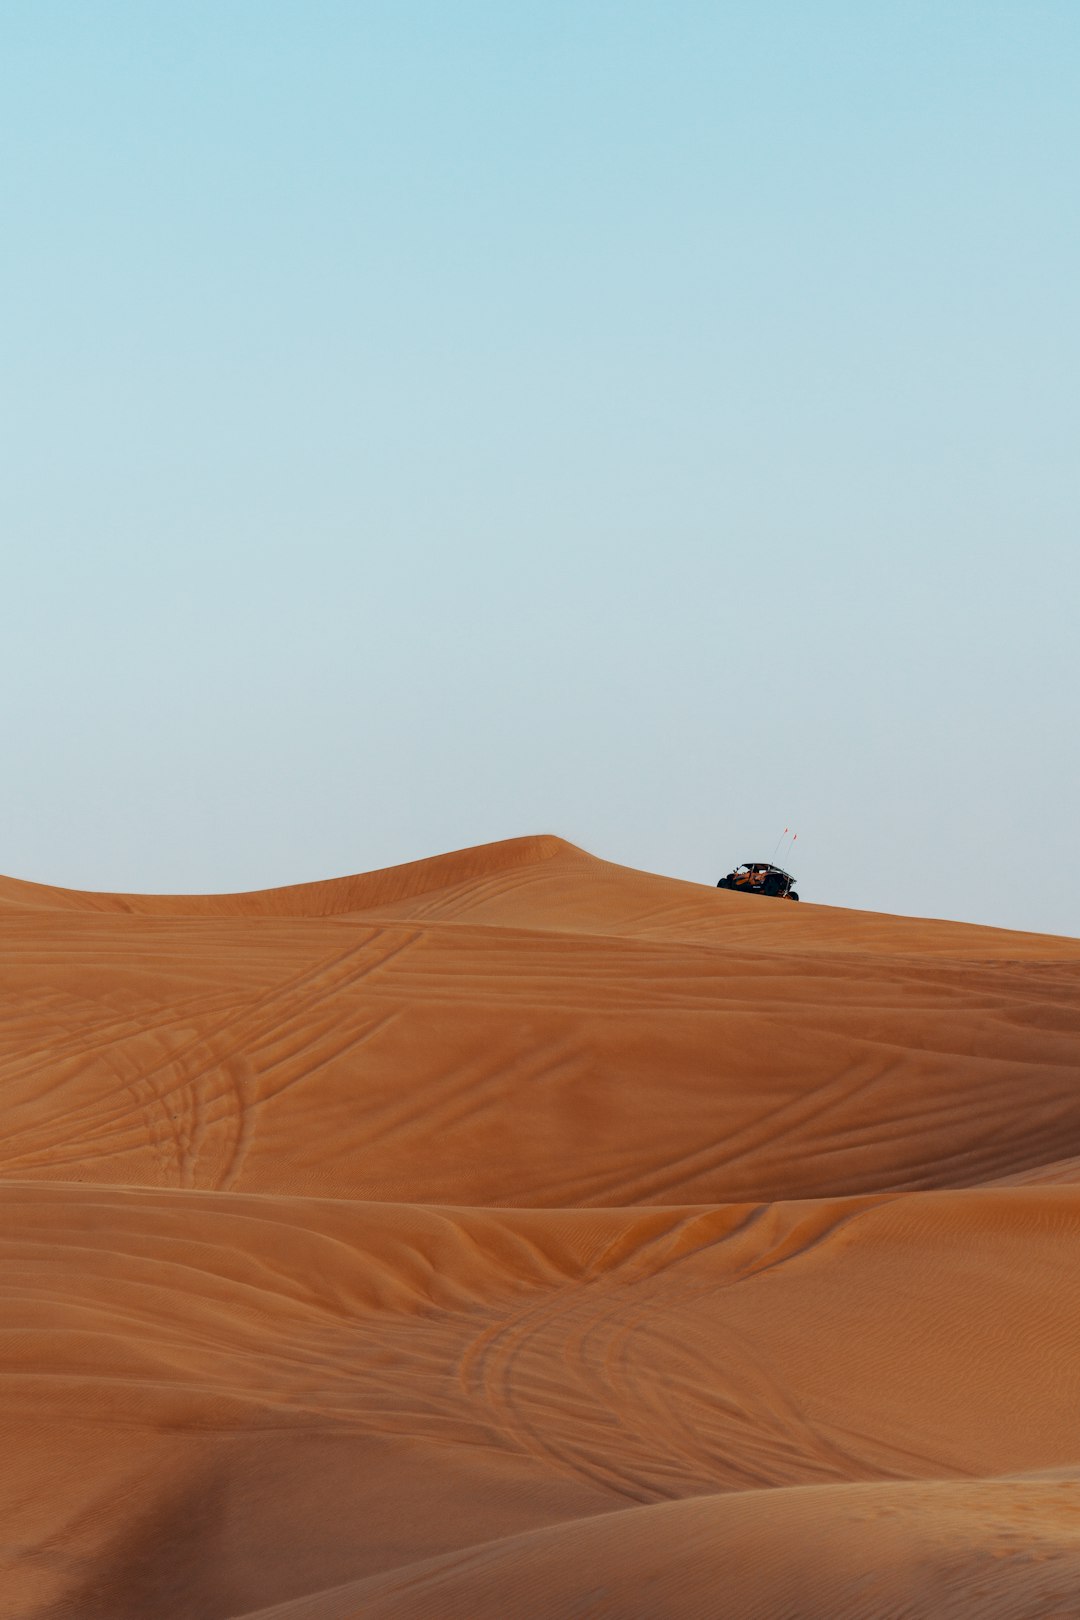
{"left": 716, "top": 863, "right": 799, "bottom": 900}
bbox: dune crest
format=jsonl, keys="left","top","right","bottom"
{"left": 0, "top": 833, "right": 578, "bottom": 916}
{"left": 2, "top": 836, "right": 1078, "bottom": 1616}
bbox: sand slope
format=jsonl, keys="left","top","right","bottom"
{"left": 2, "top": 837, "right": 1079, "bottom": 1617}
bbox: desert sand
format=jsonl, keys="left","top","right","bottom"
{"left": 3, "top": 834, "right": 1080, "bottom": 1617}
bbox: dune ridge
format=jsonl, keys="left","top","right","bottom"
{"left": 2, "top": 836, "right": 1079, "bottom": 1616}
{"left": 0, "top": 834, "right": 573, "bottom": 917}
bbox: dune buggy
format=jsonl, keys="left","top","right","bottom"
{"left": 717, "top": 863, "right": 799, "bottom": 900}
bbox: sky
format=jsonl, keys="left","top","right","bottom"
{"left": 1, "top": 1, "right": 1077, "bottom": 934}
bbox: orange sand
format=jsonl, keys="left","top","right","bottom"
{"left": 3, "top": 835, "right": 1079, "bottom": 1616}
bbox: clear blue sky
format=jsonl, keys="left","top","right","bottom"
{"left": 2, "top": 2, "right": 1077, "bottom": 933}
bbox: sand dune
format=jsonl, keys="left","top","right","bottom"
{"left": 2, "top": 837, "right": 1079, "bottom": 1616}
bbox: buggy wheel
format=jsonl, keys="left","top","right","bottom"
{"left": 789, "top": 891, "right": 800, "bottom": 901}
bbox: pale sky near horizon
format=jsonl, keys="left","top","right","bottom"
{"left": 2, "top": 2, "right": 1078, "bottom": 934}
